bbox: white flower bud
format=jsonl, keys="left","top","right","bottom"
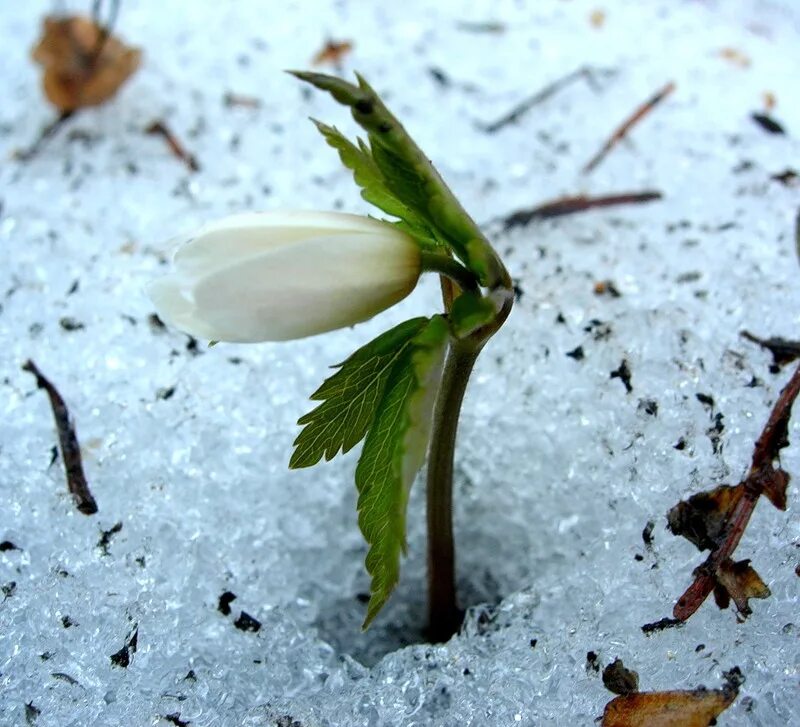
{"left": 148, "top": 211, "right": 422, "bottom": 342}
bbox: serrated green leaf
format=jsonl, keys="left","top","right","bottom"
{"left": 450, "top": 291, "right": 497, "bottom": 338}
{"left": 369, "top": 139, "right": 435, "bottom": 225}
{"left": 290, "top": 317, "right": 429, "bottom": 469}
{"left": 291, "top": 70, "right": 508, "bottom": 288}
{"left": 313, "top": 120, "right": 408, "bottom": 219}
{"left": 392, "top": 219, "right": 441, "bottom": 250}
{"left": 355, "top": 315, "right": 450, "bottom": 628}
{"left": 313, "top": 121, "right": 441, "bottom": 251}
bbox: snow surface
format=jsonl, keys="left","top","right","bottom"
{"left": 1, "top": 1, "right": 799, "bottom": 725}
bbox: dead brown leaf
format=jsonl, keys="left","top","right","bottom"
{"left": 669, "top": 362, "right": 800, "bottom": 621}
{"left": 312, "top": 39, "right": 353, "bottom": 67}
{"left": 602, "top": 659, "right": 639, "bottom": 696}
{"left": 667, "top": 484, "right": 745, "bottom": 552}
{"left": 602, "top": 689, "right": 736, "bottom": 727}
{"left": 714, "top": 558, "right": 771, "bottom": 615}
{"left": 589, "top": 9, "right": 606, "bottom": 28}
{"left": 719, "top": 47, "right": 751, "bottom": 68}
{"left": 31, "top": 15, "right": 141, "bottom": 112}
{"left": 594, "top": 280, "right": 622, "bottom": 298}
{"left": 759, "top": 467, "right": 789, "bottom": 510}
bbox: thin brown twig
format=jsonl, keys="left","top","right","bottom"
{"left": 88, "top": 0, "right": 120, "bottom": 68}
{"left": 673, "top": 362, "right": 800, "bottom": 620}
{"left": 583, "top": 81, "right": 675, "bottom": 174}
{"left": 145, "top": 120, "right": 200, "bottom": 172}
{"left": 22, "top": 360, "right": 98, "bottom": 515}
{"left": 13, "top": 111, "right": 74, "bottom": 161}
{"left": 496, "top": 190, "right": 662, "bottom": 230}
{"left": 223, "top": 91, "right": 261, "bottom": 109}
{"left": 480, "top": 66, "right": 603, "bottom": 134}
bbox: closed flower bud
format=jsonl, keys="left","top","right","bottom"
{"left": 148, "top": 211, "right": 422, "bottom": 342}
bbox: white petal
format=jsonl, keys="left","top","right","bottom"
{"left": 172, "top": 211, "right": 392, "bottom": 278}
{"left": 189, "top": 231, "right": 420, "bottom": 341}
{"left": 146, "top": 276, "right": 217, "bottom": 340}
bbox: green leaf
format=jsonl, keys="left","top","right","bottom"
{"left": 449, "top": 291, "right": 497, "bottom": 338}
{"left": 312, "top": 120, "right": 407, "bottom": 219}
{"left": 290, "top": 70, "right": 507, "bottom": 288}
{"left": 392, "top": 219, "right": 441, "bottom": 250}
{"left": 312, "top": 120, "right": 442, "bottom": 251}
{"left": 290, "top": 317, "right": 429, "bottom": 469}
{"left": 368, "top": 139, "right": 434, "bottom": 226}
{"left": 355, "top": 315, "right": 450, "bottom": 627}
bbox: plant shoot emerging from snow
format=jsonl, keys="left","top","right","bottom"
{"left": 149, "top": 72, "right": 513, "bottom": 640}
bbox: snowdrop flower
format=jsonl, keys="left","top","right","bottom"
{"left": 148, "top": 211, "right": 422, "bottom": 342}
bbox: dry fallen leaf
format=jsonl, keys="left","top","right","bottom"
{"left": 667, "top": 483, "right": 745, "bottom": 552}
{"left": 602, "top": 659, "right": 639, "bottom": 696}
{"left": 589, "top": 9, "right": 606, "bottom": 28}
{"left": 602, "top": 689, "right": 737, "bottom": 727}
{"left": 669, "top": 363, "right": 800, "bottom": 621}
{"left": 312, "top": 39, "right": 353, "bottom": 66}
{"left": 31, "top": 15, "right": 141, "bottom": 112}
{"left": 718, "top": 47, "right": 751, "bottom": 68}
{"left": 713, "top": 558, "right": 771, "bottom": 615}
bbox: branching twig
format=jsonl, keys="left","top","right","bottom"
{"left": 22, "top": 360, "right": 98, "bottom": 515}
{"left": 495, "top": 190, "right": 662, "bottom": 230}
{"left": 583, "top": 81, "right": 675, "bottom": 174}
{"left": 673, "top": 362, "right": 800, "bottom": 620}
{"left": 145, "top": 120, "right": 200, "bottom": 172}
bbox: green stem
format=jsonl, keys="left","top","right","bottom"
{"left": 426, "top": 339, "right": 480, "bottom": 641}
{"left": 420, "top": 251, "right": 480, "bottom": 294}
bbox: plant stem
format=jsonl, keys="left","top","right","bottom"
{"left": 420, "top": 251, "right": 480, "bottom": 293}
{"left": 426, "top": 339, "right": 480, "bottom": 641}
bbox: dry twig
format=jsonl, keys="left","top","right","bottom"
{"left": 22, "top": 360, "right": 97, "bottom": 515}
{"left": 583, "top": 81, "right": 675, "bottom": 173}
{"left": 223, "top": 91, "right": 261, "bottom": 109}
{"left": 145, "top": 120, "right": 200, "bottom": 172}
{"left": 480, "top": 66, "right": 606, "bottom": 133}
{"left": 671, "top": 362, "right": 800, "bottom": 620}
{"left": 497, "top": 190, "right": 662, "bottom": 230}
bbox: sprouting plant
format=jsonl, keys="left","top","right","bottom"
{"left": 149, "top": 72, "right": 514, "bottom": 641}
